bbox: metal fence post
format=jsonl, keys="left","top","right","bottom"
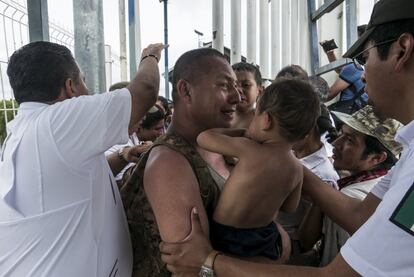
{"left": 73, "top": 0, "right": 106, "bottom": 93}
{"left": 27, "top": 0, "right": 49, "bottom": 42}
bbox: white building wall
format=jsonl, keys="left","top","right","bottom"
{"left": 222, "top": 0, "right": 378, "bottom": 83}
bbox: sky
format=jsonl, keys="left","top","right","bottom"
{"left": 0, "top": 0, "right": 376, "bottom": 99}
{"left": 47, "top": 0, "right": 239, "bottom": 96}
{"left": 46, "top": 0, "right": 376, "bottom": 97}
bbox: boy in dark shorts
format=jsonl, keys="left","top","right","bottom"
{"left": 197, "top": 79, "right": 320, "bottom": 261}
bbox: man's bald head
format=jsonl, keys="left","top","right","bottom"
{"left": 171, "top": 48, "right": 227, "bottom": 102}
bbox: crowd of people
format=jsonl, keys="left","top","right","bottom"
{"left": 0, "top": 0, "right": 413, "bottom": 276}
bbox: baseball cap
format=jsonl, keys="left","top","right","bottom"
{"left": 332, "top": 105, "right": 403, "bottom": 156}
{"left": 343, "top": 0, "right": 414, "bottom": 59}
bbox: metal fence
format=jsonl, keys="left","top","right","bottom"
{"left": 0, "top": 0, "right": 121, "bottom": 145}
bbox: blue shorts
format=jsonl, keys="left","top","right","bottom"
{"left": 210, "top": 220, "right": 281, "bottom": 260}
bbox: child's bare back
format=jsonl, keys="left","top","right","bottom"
{"left": 213, "top": 140, "right": 303, "bottom": 229}
{"left": 197, "top": 79, "right": 320, "bottom": 261}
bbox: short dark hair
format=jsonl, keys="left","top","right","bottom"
{"left": 275, "top": 65, "right": 308, "bottom": 81}
{"left": 308, "top": 75, "right": 329, "bottom": 102}
{"left": 232, "top": 62, "right": 262, "bottom": 85}
{"left": 317, "top": 104, "right": 338, "bottom": 142}
{"left": 370, "top": 19, "right": 414, "bottom": 61}
{"left": 140, "top": 104, "right": 165, "bottom": 129}
{"left": 257, "top": 79, "right": 320, "bottom": 141}
{"left": 172, "top": 48, "right": 226, "bottom": 102}
{"left": 362, "top": 135, "right": 398, "bottom": 170}
{"left": 7, "top": 41, "right": 80, "bottom": 104}
{"left": 157, "top": 95, "right": 172, "bottom": 116}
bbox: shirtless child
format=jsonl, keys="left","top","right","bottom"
{"left": 231, "top": 62, "right": 264, "bottom": 129}
{"left": 197, "top": 79, "right": 320, "bottom": 261}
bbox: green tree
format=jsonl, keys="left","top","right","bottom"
{"left": 0, "top": 100, "right": 18, "bottom": 145}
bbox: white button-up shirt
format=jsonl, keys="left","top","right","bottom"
{"left": 0, "top": 89, "right": 133, "bottom": 276}
{"left": 341, "top": 119, "right": 414, "bottom": 277}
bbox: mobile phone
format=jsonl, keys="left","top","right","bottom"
{"left": 321, "top": 39, "right": 338, "bottom": 52}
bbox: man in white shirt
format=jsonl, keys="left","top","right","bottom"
{"left": 0, "top": 41, "right": 165, "bottom": 276}
{"left": 300, "top": 105, "right": 402, "bottom": 266}
{"left": 159, "top": 0, "right": 414, "bottom": 276}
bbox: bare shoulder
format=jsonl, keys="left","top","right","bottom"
{"left": 269, "top": 150, "right": 301, "bottom": 168}
{"left": 144, "top": 145, "right": 210, "bottom": 241}
{"left": 238, "top": 139, "right": 276, "bottom": 159}
{"left": 230, "top": 136, "right": 261, "bottom": 148}
{"left": 144, "top": 145, "right": 195, "bottom": 186}
{"left": 291, "top": 154, "right": 304, "bottom": 185}
{"left": 146, "top": 145, "right": 187, "bottom": 168}
{"left": 270, "top": 151, "right": 303, "bottom": 183}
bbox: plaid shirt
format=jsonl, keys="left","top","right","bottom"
{"left": 337, "top": 168, "right": 388, "bottom": 190}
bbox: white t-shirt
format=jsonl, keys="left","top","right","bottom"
{"left": 341, "top": 120, "right": 414, "bottom": 277}
{"left": 278, "top": 146, "right": 338, "bottom": 239}
{"left": 0, "top": 89, "right": 132, "bottom": 276}
{"left": 320, "top": 177, "right": 381, "bottom": 267}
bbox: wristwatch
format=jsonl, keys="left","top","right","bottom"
{"left": 199, "top": 265, "right": 215, "bottom": 277}
{"left": 199, "top": 250, "right": 221, "bottom": 277}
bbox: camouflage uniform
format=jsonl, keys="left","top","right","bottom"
{"left": 120, "top": 133, "right": 223, "bottom": 276}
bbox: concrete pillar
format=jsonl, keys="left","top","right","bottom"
{"left": 290, "top": 0, "right": 299, "bottom": 64}
{"left": 212, "top": 0, "right": 224, "bottom": 53}
{"left": 246, "top": 0, "right": 256, "bottom": 63}
{"left": 27, "top": 0, "right": 49, "bottom": 42}
{"left": 118, "top": 0, "right": 127, "bottom": 81}
{"left": 128, "top": 0, "right": 142, "bottom": 78}
{"left": 231, "top": 0, "right": 241, "bottom": 64}
{"left": 281, "top": 0, "right": 291, "bottom": 67}
{"left": 259, "top": 0, "right": 269, "bottom": 79}
{"left": 271, "top": 0, "right": 280, "bottom": 78}
{"left": 346, "top": 0, "right": 357, "bottom": 48}
{"left": 299, "top": 0, "right": 311, "bottom": 72}
{"left": 73, "top": 0, "right": 106, "bottom": 93}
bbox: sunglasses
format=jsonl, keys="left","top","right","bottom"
{"left": 352, "top": 38, "right": 398, "bottom": 69}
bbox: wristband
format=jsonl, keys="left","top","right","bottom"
{"left": 203, "top": 250, "right": 222, "bottom": 270}
{"left": 118, "top": 146, "right": 130, "bottom": 162}
{"left": 140, "top": 54, "right": 159, "bottom": 63}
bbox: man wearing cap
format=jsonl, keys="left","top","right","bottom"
{"left": 299, "top": 105, "right": 402, "bottom": 266}
{"left": 159, "top": 0, "right": 414, "bottom": 276}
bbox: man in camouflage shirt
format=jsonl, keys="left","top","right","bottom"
{"left": 121, "top": 48, "right": 240, "bottom": 276}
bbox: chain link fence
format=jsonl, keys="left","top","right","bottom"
{"left": 0, "top": 0, "right": 121, "bottom": 146}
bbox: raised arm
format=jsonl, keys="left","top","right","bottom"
{"left": 319, "top": 41, "right": 341, "bottom": 74}
{"left": 302, "top": 166, "right": 381, "bottom": 234}
{"left": 127, "top": 43, "right": 167, "bottom": 134}
{"left": 196, "top": 128, "right": 252, "bottom": 158}
{"left": 327, "top": 78, "right": 350, "bottom": 102}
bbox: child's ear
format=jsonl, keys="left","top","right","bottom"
{"left": 261, "top": 112, "right": 272, "bottom": 130}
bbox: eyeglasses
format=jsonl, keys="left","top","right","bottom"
{"left": 352, "top": 38, "right": 398, "bottom": 69}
